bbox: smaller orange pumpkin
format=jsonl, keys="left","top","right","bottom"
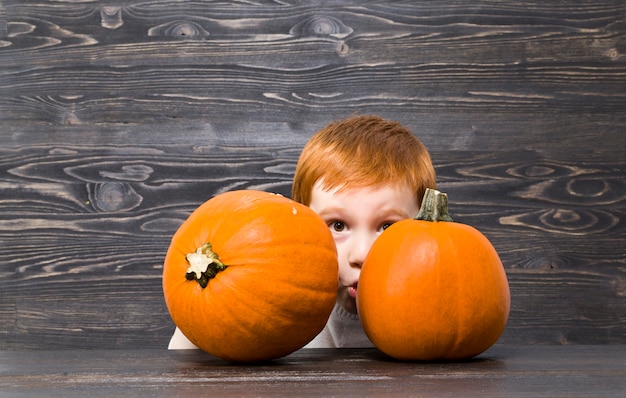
{"left": 162, "top": 190, "right": 338, "bottom": 362}
{"left": 357, "top": 188, "right": 510, "bottom": 361}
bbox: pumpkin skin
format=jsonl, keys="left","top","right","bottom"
{"left": 162, "top": 190, "right": 338, "bottom": 362}
{"left": 357, "top": 190, "right": 510, "bottom": 361}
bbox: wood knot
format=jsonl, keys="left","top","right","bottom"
{"left": 606, "top": 48, "right": 620, "bottom": 61}
{"left": 99, "top": 164, "right": 154, "bottom": 182}
{"left": 566, "top": 178, "right": 610, "bottom": 199}
{"left": 336, "top": 42, "right": 350, "bottom": 56}
{"left": 148, "top": 20, "right": 210, "bottom": 38}
{"left": 62, "top": 111, "right": 81, "bottom": 125}
{"left": 100, "top": 6, "right": 123, "bottom": 30}
{"left": 88, "top": 182, "right": 143, "bottom": 212}
{"left": 290, "top": 15, "right": 353, "bottom": 39}
{"left": 610, "top": 277, "right": 626, "bottom": 297}
{"left": 522, "top": 165, "right": 556, "bottom": 178}
{"left": 500, "top": 208, "right": 618, "bottom": 235}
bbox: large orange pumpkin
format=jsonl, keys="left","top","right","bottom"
{"left": 357, "top": 188, "right": 510, "bottom": 361}
{"left": 162, "top": 190, "right": 338, "bottom": 362}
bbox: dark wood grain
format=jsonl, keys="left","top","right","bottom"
{"left": 1, "top": 0, "right": 625, "bottom": 349}
{"left": 1, "top": 2, "right": 625, "bottom": 131}
{"left": 1, "top": 346, "right": 626, "bottom": 397}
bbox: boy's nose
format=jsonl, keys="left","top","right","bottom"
{"left": 348, "top": 232, "right": 377, "bottom": 268}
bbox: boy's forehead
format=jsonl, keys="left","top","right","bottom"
{"left": 312, "top": 178, "right": 415, "bottom": 198}
{"left": 310, "top": 179, "right": 420, "bottom": 218}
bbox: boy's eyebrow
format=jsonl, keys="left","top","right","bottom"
{"left": 316, "top": 206, "right": 412, "bottom": 219}
{"left": 314, "top": 206, "right": 345, "bottom": 217}
{"left": 378, "top": 208, "right": 413, "bottom": 219}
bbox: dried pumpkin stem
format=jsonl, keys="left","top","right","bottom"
{"left": 415, "top": 188, "right": 454, "bottom": 222}
{"left": 185, "top": 242, "right": 227, "bottom": 288}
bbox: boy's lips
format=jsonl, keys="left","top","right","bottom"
{"left": 347, "top": 283, "right": 358, "bottom": 298}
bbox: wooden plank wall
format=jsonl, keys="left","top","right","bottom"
{"left": 1, "top": 1, "right": 624, "bottom": 349}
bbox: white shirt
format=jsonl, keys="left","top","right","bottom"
{"left": 168, "top": 303, "right": 373, "bottom": 350}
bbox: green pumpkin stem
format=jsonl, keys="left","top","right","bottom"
{"left": 415, "top": 188, "right": 454, "bottom": 222}
{"left": 185, "top": 242, "right": 227, "bottom": 288}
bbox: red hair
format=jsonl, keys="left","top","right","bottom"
{"left": 292, "top": 115, "right": 436, "bottom": 206}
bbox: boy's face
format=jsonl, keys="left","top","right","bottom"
{"left": 309, "top": 181, "right": 419, "bottom": 314}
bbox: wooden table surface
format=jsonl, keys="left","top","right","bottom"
{"left": 1, "top": 345, "right": 624, "bottom": 397}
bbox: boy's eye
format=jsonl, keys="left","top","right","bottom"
{"left": 331, "top": 221, "right": 346, "bottom": 232}
{"left": 382, "top": 222, "right": 394, "bottom": 230}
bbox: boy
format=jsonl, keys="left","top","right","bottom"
{"left": 292, "top": 115, "right": 436, "bottom": 347}
{"left": 168, "top": 114, "right": 436, "bottom": 349}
